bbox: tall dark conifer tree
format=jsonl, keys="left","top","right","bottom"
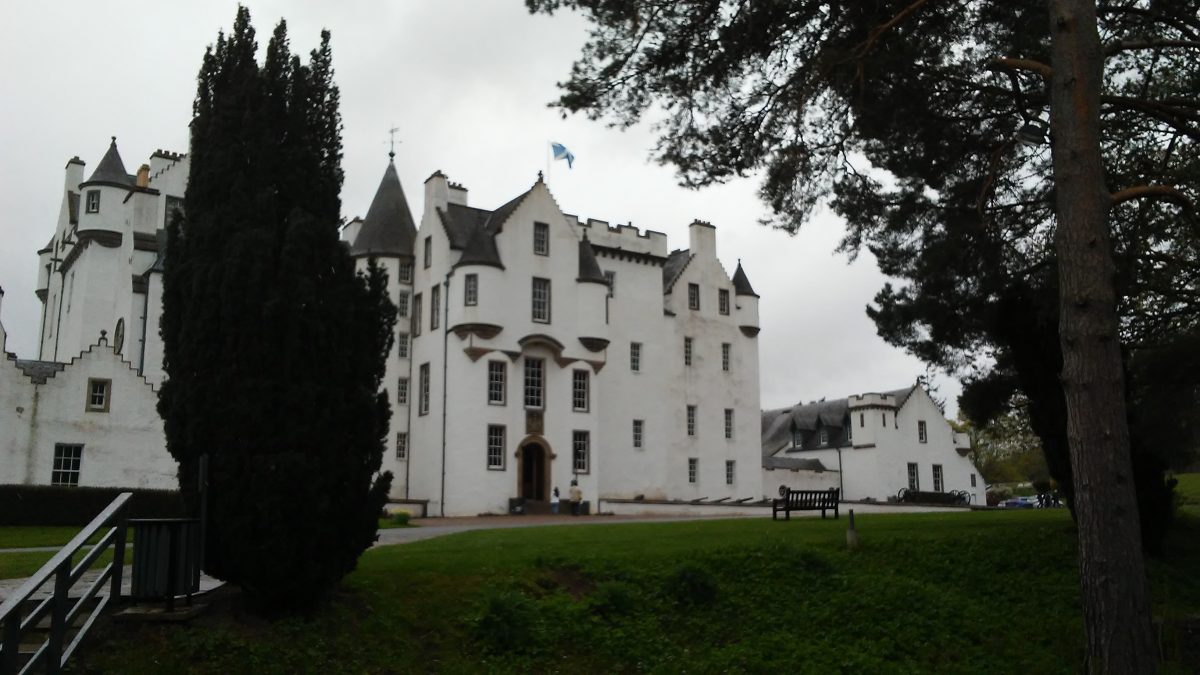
{"left": 159, "top": 6, "right": 395, "bottom": 610}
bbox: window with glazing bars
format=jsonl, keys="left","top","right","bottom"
{"left": 534, "top": 222, "right": 549, "bottom": 255}
{"left": 397, "top": 291, "right": 409, "bottom": 317}
{"left": 413, "top": 293, "right": 422, "bottom": 336}
{"left": 684, "top": 337, "right": 693, "bottom": 366}
{"left": 396, "top": 377, "right": 409, "bottom": 405}
{"left": 419, "top": 363, "right": 430, "bottom": 415}
{"left": 572, "top": 430, "right": 590, "bottom": 473}
{"left": 932, "top": 464, "right": 944, "bottom": 492}
{"left": 918, "top": 420, "right": 928, "bottom": 443}
{"left": 725, "top": 460, "right": 735, "bottom": 485}
{"left": 398, "top": 261, "right": 413, "bottom": 283}
{"left": 721, "top": 343, "right": 730, "bottom": 371}
{"left": 431, "top": 285, "right": 440, "bottom": 330}
{"left": 687, "top": 405, "right": 696, "bottom": 436}
{"left": 718, "top": 288, "right": 729, "bottom": 315}
{"left": 397, "top": 333, "right": 409, "bottom": 359}
{"left": 86, "top": 379, "right": 110, "bottom": 412}
{"left": 724, "top": 408, "right": 734, "bottom": 439}
{"left": 604, "top": 270, "right": 615, "bottom": 297}
{"left": 524, "top": 358, "right": 544, "bottom": 408}
{"left": 687, "top": 283, "right": 700, "bottom": 310}
{"left": 630, "top": 342, "right": 641, "bottom": 371}
{"left": 907, "top": 462, "right": 919, "bottom": 491}
{"left": 572, "top": 369, "right": 589, "bottom": 411}
{"left": 688, "top": 457, "right": 698, "bottom": 484}
{"left": 52, "top": 444, "right": 82, "bottom": 486}
{"left": 487, "top": 425, "right": 506, "bottom": 469}
{"left": 487, "top": 361, "right": 506, "bottom": 405}
{"left": 464, "top": 274, "right": 478, "bottom": 306}
{"left": 395, "top": 432, "right": 408, "bottom": 460}
{"left": 632, "top": 419, "right": 644, "bottom": 448}
{"left": 532, "top": 277, "right": 551, "bottom": 323}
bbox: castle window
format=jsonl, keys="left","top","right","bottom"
{"left": 572, "top": 431, "right": 590, "bottom": 473}
{"left": 533, "top": 222, "right": 549, "bottom": 256}
{"left": 398, "top": 261, "right": 413, "bottom": 284}
{"left": 605, "top": 270, "right": 615, "bottom": 298}
{"left": 907, "top": 462, "right": 919, "bottom": 491}
{"left": 488, "top": 361, "right": 506, "bottom": 405}
{"left": 52, "top": 444, "right": 83, "bottom": 486}
{"left": 688, "top": 457, "right": 698, "bottom": 484}
{"left": 630, "top": 342, "right": 642, "bottom": 371}
{"left": 430, "top": 285, "right": 440, "bottom": 330}
{"left": 464, "top": 274, "right": 478, "bottom": 306}
{"left": 970, "top": 473, "right": 977, "bottom": 488}
{"left": 397, "top": 291, "right": 409, "bottom": 318}
{"left": 397, "top": 333, "right": 409, "bottom": 359}
{"left": 882, "top": 413, "right": 887, "bottom": 427}
{"left": 860, "top": 413, "right": 864, "bottom": 427}
{"left": 487, "top": 425, "right": 506, "bottom": 470}
{"left": 532, "top": 277, "right": 551, "bottom": 323}
{"left": 413, "top": 293, "right": 422, "bottom": 336}
{"left": 721, "top": 343, "right": 730, "bottom": 371}
{"left": 918, "top": 420, "right": 928, "bottom": 443}
{"left": 724, "top": 409, "right": 734, "bottom": 439}
{"left": 819, "top": 427, "right": 828, "bottom": 445}
{"left": 395, "top": 432, "right": 408, "bottom": 460}
{"left": 792, "top": 426, "right": 802, "bottom": 448}
{"left": 684, "top": 337, "right": 693, "bottom": 366}
{"left": 932, "top": 464, "right": 944, "bottom": 492}
{"left": 688, "top": 283, "right": 700, "bottom": 310}
{"left": 725, "top": 460, "right": 735, "bottom": 485}
{"left": 86, "top": 379, "right": 111, "bottom": 413}
{"left": 687, "top": 405, "right": 697, "bottom": 436}
{"left": 85, "top": 190, "right": 100, "bottom": 214}
{"left": 524, "top": 358, "right": 544, "bottom": 409}
{"left": 396, "top": 377, "right": 409, "bottom": 405}
{"left": 572, "top": 369, "right": 589, "bottom": 412}
{"left": 423, "top": 236, "right": 432, "bottom": 268}
{"left": 846, "top": 421, "right": 853, "bottom": 443}
{"left": 419, "top": 363, "right": 430, "bottom": 415}
{"left": 632, "top": 419, "right": 644, "bottom": 448}
{"left": 718, "top": 288, "right": 730, "bottom": 315}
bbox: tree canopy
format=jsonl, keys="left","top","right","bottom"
{"left": 159, "top": 7, "right": 395, "bottom": 610}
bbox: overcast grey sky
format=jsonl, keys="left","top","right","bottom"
{"left": 0, "top": 0, "right": 962, "bottom": 415}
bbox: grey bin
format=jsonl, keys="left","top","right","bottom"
{"left": 128, "top": 518, "right": 201, "bottom": 608}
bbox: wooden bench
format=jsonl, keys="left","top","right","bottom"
{"left": 772, "top": 487, "right": 840, "bottom": 520}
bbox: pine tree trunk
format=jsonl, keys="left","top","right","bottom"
{"left": 1046, "top": 0, "right": 1156, "bottom": 671}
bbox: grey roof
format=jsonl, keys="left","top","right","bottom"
{"left": 732, "top": 261, "right": 758, "bottom": 297}
{"left": 14, "top": 359, "right": 66, "bottom": 383}
{"left": 67, "top": 192, "right": 79, "bottom": 224}
{"left": 764, "top": 456, "right": 831, "bottom": 472}
{"left": 439, "top": 204, "right": 491, "bottom": 249}
{"left": 761, "top": 385, "right": 918, "bottom": 455}
{"left": 577, "top": 235, "right": 607, "bottom": 284}
{"left": 350, "top": 160, "right": 417, "bottom": 258}
{"left": 662, "top": 249, "right": 693, "bottom": 292}
{"left": 455, "top": 223, "right": 504, "bottom": 269}
{"left": 83, "top": 138, "right": 133, "bottom": 187}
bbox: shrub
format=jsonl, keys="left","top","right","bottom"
{"left": 472, "top": 589, "right": 540, "bottom": 653}
{"left": 667, "top": 561, "right": 718, "bottom": 606}
{"left": 390, "top": 512, "right": 410, "bottom": 526}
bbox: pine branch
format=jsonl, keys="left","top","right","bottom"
{"left": 1110, "top": 185, "right": 1193, "bottom": 209}
{"left": 991, "top": 57, "right": 1053, "bottom": 81}
{"left": 1104, "top": 39, "right": 1200, "bottom": 56}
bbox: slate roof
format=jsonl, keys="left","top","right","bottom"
{"left": 761, "top": 385, "right": 918, "bottom": 455}
{"left": 439, "top": 187, "right": 537, "bottom": 269}
{"left": 83, "top": 138, "right": 134, "bottom": 187}
{"left": 577, "top": 234, "right": 607, "bottom": 284}
{"left": 455, "top": 224, "right": 504, "bottom": 269}
{"left": 350, "top": 160, "right": 417, "bottom": 258}
{"left": 662, "top": 249, "right": 693, "bottom": 292}
{"left": 732, "top": 261, "right": 758, "bottom": 297}
{"left": 14, "top": 359, "right": 66, "bottom": 384}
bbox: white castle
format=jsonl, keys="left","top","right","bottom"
{"left": 0, "top": 139, "right": 768, "bottom": 516}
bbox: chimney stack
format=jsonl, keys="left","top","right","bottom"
{"left": 136, "top": 164, "right": 150, "bottom": 188}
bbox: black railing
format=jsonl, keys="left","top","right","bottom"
{"left": 0, "top": 491, "right": 130, "bottom": 675}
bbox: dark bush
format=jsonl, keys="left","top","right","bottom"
{"left": 0, "top": 484, "right": 188, "bottom": 525}
{"left": 667, "top": 562, "right": 718, "bottom": 606}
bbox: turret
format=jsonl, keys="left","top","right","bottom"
{"left": 732, "top": 259, "right": 760, "bottom": 336}
{"left": 76, "top": 137, "right": 133, "bottom": 239}
{"left": 349, "top": 157, "right": 418, "bottom": 260}
{"left": 575, "top": 232, "right": 609, "bottom": 341}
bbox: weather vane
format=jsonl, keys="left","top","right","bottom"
{"left": 387, "top": 124, "right": 401, "bottom": 159}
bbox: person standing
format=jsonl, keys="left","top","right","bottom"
{"left": 551, "top": 487, "right": 561, "bottom": 515}
{"left": 569, "top": 480, "right": 583, "bottom": 516}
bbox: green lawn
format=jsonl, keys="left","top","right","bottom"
{"left": 73, "top": 509, "right": 1199, "bottom": 673}
{"left": 0, "top": 526, "right": 97, "bottom": 549}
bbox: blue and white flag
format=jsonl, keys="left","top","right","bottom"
{"left": 551, "top": 142, "right": 575, "bottom": 169}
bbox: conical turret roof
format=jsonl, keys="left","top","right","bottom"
{"left": 454, "top": 222, "right": 504, "bottom": 269}
{"left": 732, "top": 260, "right": 759, "bottom": 297}
{"left": 350, "top": 159, "right": 417, "bottom": 258}
{"left": 577, "top": 233, "right": 607, "bottom": 284}
{"left": 82, "top": 137, "right": 133, "bottom": 187}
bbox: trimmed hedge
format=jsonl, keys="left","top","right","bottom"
{"left": 0, "top": 485, "right": 190, "bottom": 526}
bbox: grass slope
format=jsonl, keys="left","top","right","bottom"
{"left": 78, "top": 510, "right": 1199, "bottom": 673}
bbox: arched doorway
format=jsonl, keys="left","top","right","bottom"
{"left": 519, "top": 441, "right": 549, "bottom": 501}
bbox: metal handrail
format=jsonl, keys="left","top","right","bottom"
{"left": 0, "top": 492, "right": 131, "bottom": 675}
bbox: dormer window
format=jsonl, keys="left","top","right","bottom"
{"left": 819, "top": 427, "right": 829, "bottom": 445}
{"left": 791, "top": 425, "right": 802, "bottom": 448}
{"left": 85, "top": 190, "right": 100, "bottom": 214}
{"left": 534, "top": 222, "right": 549, "bottom": 255}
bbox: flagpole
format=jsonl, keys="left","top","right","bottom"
{"left": 546, "top": 141, "right": 551, "bottom": 183}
